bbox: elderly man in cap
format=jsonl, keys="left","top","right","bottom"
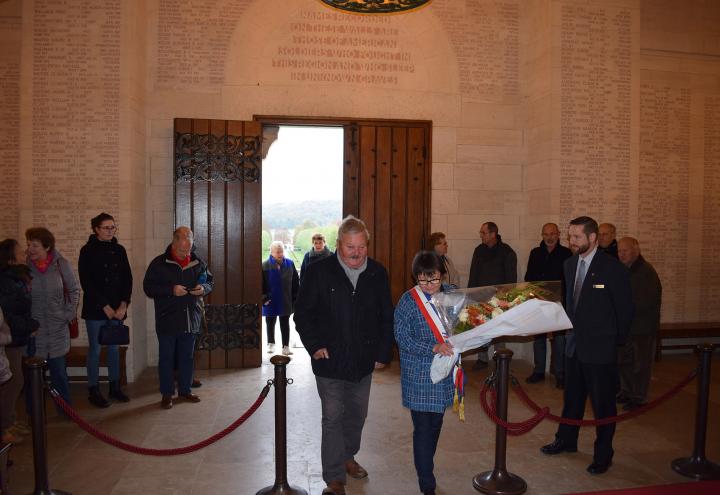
{"left": 144, "top": 227, "right": 213, "bottom": 409}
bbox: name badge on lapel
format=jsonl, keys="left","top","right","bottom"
{"left": 593, "top": 284, "right": 605, "bottom": 289}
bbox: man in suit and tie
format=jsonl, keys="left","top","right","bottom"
{"left": 540, "top": 216, "right": 633, "bottom": 475}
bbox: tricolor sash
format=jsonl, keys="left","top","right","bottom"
{"left": 409, "top": 286, "right": 466, "bottom": 421}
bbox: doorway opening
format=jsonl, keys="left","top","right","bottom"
{"left": 261, "top": 125, "right": 344, "bottom": 359}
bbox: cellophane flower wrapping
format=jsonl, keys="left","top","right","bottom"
{"left": 429, "top": 281, "right": 573, "bottom": 383}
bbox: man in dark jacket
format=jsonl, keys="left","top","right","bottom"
{"left": 143, "top": 227, "right": 213, "bottom": 410}
{"left": 616, "top": 237, "right": 662, "bottom": 411}
{"left": 294, "top": 216, "right": 394, "bottom": 495}
{"left": 541, "top": 216, "right": 633, "bottom": 475}
{"left": 467, "top": 221, "right": 517, "bottom": 369}
{"left": 598, "top": 223, "right": 618, "bottom": 258}
{"left": 525, "top": 223, "right": 572, "bottom": 387}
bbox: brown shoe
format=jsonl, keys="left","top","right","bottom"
{"left": 161, "top": 395, "right": 173, "bottom": 409}
{"left": 345, "top": 459, "right": 368, "bottom": 479}
{"left": 322, "top": 480, "right": 346, "bottom": 495}
{"left": 179, "top": 393, "right": 201, "bottom": 403}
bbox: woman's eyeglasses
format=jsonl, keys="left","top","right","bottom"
{"left": 417, "top": 278, "right": 441, "bottom": 286}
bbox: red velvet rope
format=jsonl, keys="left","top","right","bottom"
{"left": 480, "top": 367, "right": 698, "bottom": 436}
{"left": 49, "top": 383, "right": 272, "bottom": 456}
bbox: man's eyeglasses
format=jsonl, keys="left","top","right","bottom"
{"left": 417, "top": 278, "right": 441, "bottom": 286}
{"left": 99, "top": 226, "right": 117, "bottom": 231}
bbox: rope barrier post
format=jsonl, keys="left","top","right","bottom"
{"left": 671, "top": 343, "right": 720, "bottom": 480}
{"left": 256, "top": 355, "right": 308, "bottom": 495}
{"left": 26, "top": 357, "right": 71, "bottom": 495}
{"left": 473, "top": 349, "right": 527, "bottom": 495}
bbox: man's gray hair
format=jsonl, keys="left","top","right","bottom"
{"left": 337, "top": 215, "right": 370, "bottom": 243}
{"left": 173, "top": 226, "right": 193, "bottom": 240}
{"left": 269, "top": 240, "right": 284, "bottom": 250}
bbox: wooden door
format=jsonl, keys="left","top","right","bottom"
{"left": 343, "top": 123, "right": 430, "bottom": 303}
{"left": 174, "top": 118, "right": 262, "bottom": 368}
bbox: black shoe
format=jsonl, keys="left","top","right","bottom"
{"left": 88, "top": 386, "right": 110, "bottom": 408}
{"left": 109, "top": 381, "right": 130, "bottom": 403}
{"left": 526, "top": 372, "right": 545, "bottom": 384}
{"left": 555, "top": 377, "right": 565, "bottom": 389}
{"left": 191, "top": 379, "right": 202, "bottom": 388}
{"left": 540, "top": 438, "right": 577, "bottom": 455}
{"left": 587, "top": 460, "right": 612, "bottom": 474}
{"left": 623, "top": 400, "right": 644, "bottom": 411}
{"left": 616, "top": 393, "right": 630, "bottom": 404}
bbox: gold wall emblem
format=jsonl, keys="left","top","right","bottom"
{"left": 318, "top": 0, "right": 432, "bottom": 15}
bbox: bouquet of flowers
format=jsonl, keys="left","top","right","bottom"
{"left": 429, "top": 281, "right": 573, "bottom": 383}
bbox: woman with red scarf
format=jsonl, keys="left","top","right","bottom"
{"left": 26, "top": 227, "right": 79, "bottom": 410}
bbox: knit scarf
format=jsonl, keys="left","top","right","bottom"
{"left": 33, "top": 252, "right": 54, "bottom": 274}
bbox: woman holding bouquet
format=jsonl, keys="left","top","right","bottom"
{"left": 394, "top": 251, "right": 455, "bottom": 495}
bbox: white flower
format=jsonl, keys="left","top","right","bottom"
{"left": 489, "top": 296, "right": 501, "bottom": 308}
{"left": 491, "top": 307, "right": 504, "bottom": 318}
{"left": 459, "top": 309, "right": 469, "bottom": 322}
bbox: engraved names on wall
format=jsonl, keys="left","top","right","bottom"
{"left": 559, "top": 4, "right": 633, "bottom": 232}
{"left": 0, "top": 17, "right": 21, "bottom": 237}
{"left": 702, "top": 96, "right": 720, "bottom": 320}
{"left": 31, "top": 0, "right": 120, "bottom": 254}
{"left": 433, "top": 0, "right": 519, "bottom": 101}
{"left": 639, "top": 82, "right": 690, "bottom": 321}
{"left": 156, "top": 0, "right": 252, "bottom": 89}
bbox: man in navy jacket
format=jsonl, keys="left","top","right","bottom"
{"left": 144, "top": 227, "right": 213, "bottom": 410}
{"left": 540, "top": 216, "right": 633, "bottom": 475}
{"left": 524, "top": 223, "right": 572, "bottom": 387}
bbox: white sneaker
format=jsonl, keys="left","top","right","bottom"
{"left": 282, "top": 346, "right": 293, "bottom": 355}
{"left": 267, "top": 343, "right": 275, "bottom": 354}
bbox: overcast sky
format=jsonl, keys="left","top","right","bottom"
{"left": 262, "top": 126, "right": 343, "bottom": 204}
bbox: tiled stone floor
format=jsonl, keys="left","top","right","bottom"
{"left": 3, "top": 350, "right": 718, "bottom": 494}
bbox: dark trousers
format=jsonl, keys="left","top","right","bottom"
{"left": 158, "top": 332, "right": 196, "bottom": 396}
{"left": 315, "top": 374, "right": 372, "bottom": 483}
{"left": 411, "top": 410, "right": 444, "bottom": 493}
{"left": 265, "top": 315, "right": 290, "bottom": 346}
{"left": 532, "top": 333, "right": 566, "bottom": 377}
{"left": 618, "top": 334, "right": 655, "bottom": 403}
{"left": 556, "top": 353, "right": 617, "bottom": 464}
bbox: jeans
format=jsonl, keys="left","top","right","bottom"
{"left": 85, "top": 319, "right": 121, "bottom": 386}
{"left": 46, "top": 355, "right": 72, "bottom": 406}
{"left": 265, "top": 315, "right": 290, "bottom": 346}
{"left": 315, "top": 374, "right": 372, "bottom": 483}
{"left": 24, "top": 337, "right": 72, "bottom": 413}
{"left": 532, "top": 333, "right": 566, "bottom": 377}
{"left": 411, "top": 410, "right": 444, "bottom": 493}
{"left": 158, "top": 332, "right": 196, "bottom": 396}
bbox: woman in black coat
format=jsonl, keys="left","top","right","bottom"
{"left": 0, "top": 238, "right": 37, "bottom": 444}
{"left": 78, "top": 213, "right": 133, "bottom": 407}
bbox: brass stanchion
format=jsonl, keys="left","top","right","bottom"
{"left": 26, "top": 357, "right": 71, "bottom": 495}
{"left": 672, "top": 343, "right": 720, "bottom": 479}
{"left": 473, "top": 349, "right": 527, "bottom": 495}
{"left": 256, "top": 355, "right": 308, "bottom": 495}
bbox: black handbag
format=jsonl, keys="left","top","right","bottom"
{"left": 98, "top": 323, "right": 130, "bottom": 346}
